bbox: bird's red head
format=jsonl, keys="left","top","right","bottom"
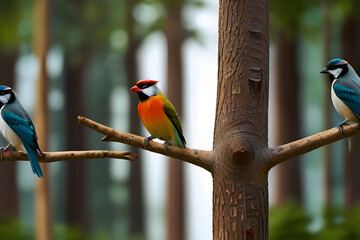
{"left": 130, "top": 79, "right": 159, "bottom": 92}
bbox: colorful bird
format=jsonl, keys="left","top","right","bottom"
{"left": 130, "top": 80, "right": 186, "bottom": 153}
{"left": 0, "top": 86, "right": 43, "bottom": 177}
{"left": 321, "top": 58, "right": 360, "bottom": 133}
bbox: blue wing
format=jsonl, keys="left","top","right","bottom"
{"left": 333, "top": 81, "right": 360, "bottom": 120}
{"left": 1, "top": 104, "right": 43, "bottom": 178}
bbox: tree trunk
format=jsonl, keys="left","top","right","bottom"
{"left": 125, "top": 39, "right": 145, "bottom": 238}
{"left": 123, "top": 0, "right": 146, "bottom": 236}
{"left": 274, "top": 31, "right": 302, "bottom": 205}
{"left": 322, "top": 0, "right": 332, "bottom": 206}
{"left": 164, "top": 6, "right": 185, "bottom": 240}
{"left": 213, "top": 0, "right": 269, "bottom": 239}
{"left": 62, "top": 0, "right": 93, "bottom": 233}
{"left": 0, "top": 51, "right": 18, "bottom": 218}
{"left": 342, "top": 16, "right": 360, "bottom": 207}
{"left": 64, "top": 52, "right": 88, "bottom": 231}
{"left": 33, "top": 0, "right": 51, "bottom": 239}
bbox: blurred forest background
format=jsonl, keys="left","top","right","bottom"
{"left": 1, "top": 0, "right": 360, "bottom": 239}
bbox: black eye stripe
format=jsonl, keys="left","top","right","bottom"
{"left": 0, "top": 89, "right": 11, "bottom": 95}
{"left": 329, "top": 64, "right": 345, "bottom": 70}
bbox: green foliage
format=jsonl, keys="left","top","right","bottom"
{"left": 270, "top": 203, "right": 360, "bottom": 240}
{"left": 269, "top": 202, "right": 313, "bottom": 240}
{"left": 129, "top": 233, "right": 145, "bottom": 240}
{"left": 0, "top": 218, "right": 114, "bottom": 240}
{"left": 0, "top": 217, "right": 33, "bottom": 239}
{"left": 270, "top": 0, "right": 321, "bottom": 39}
{"left": 316, "top": 205, "right": 360, "bottom": 240}
{"left": 54, "top": 224, "right": 113, "bottom": 240}
{"left": 52, "top": 0, "right": 121, "bottom": 51}
{"left": 140, "top": 0, "right": 203, "bottom": 42}
{"left": 54, "top": 225, "right": 88, "bottom": 240}
{"left": 270, "top": 0, "right": 360, "bottom": 42}
{"left": 0, "top": 0, "right": 32, "bottom": 50}
{"left": 333, "top": 0, "right": 360, "bottom": 18}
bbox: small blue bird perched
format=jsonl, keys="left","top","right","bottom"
{"left": 321, "top": 58, "right": 360, "bottom": 133}
{"left": 0, "top": 86, "right": 43, "bottom": 177}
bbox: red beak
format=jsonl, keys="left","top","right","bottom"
{"left": 130, "top": 85, "right": 141, "bottom": 92}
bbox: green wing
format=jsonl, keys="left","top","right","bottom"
{"left": 161, "top": 95, "right": 187, "bottom": 147}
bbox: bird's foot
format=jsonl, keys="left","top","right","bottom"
{"left": 4, "top": 144, "right": 16, "bottom": 152}
{"left": 0, "top": 147, "right": 5, "bottom": 160}
{"left": 337, "top": 119, "right": 349, "bottom": 135}
{"left": 0, "top": 144, "right": 14, "bottom": 160}
{"left": 144, "top": 136, "right": 155, "bottom": 149}
{"left": 164, "top": 141, "right": 171, "bottom": 155}
{"left": 38, "top": 150, "right": 46, "bottom": 158}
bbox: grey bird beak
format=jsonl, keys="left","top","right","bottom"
{"left": 320, "top": 68, "right": 329, "bottom": 74}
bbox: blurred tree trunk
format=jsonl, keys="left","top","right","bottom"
{"left": 164, "top": 5, "right": 185, "bottom": 240}
{"left": 342, "top": 16, "right": 360, "bottom": 207}
{"left": 0, "top": 52, "right": 16, "bottom": 84}
{"left": 125, "top": 1, "right": 145, "bottom": 237}
{"left": 322, "top": 0, "right": 332, "bottom": 206}
{"left": 62, "top": 0, "right": 95, "bottom": 233}
{"left": 126, "top": 41, "right": 145, "bottom": 239}
{"left": 85, "top": 55, "right": 114, "bottom": 235}
{"left": 33, "top": 0, "right": 51, "bottom": 239}
{"left": 274, "top": 31, "right": 302, "bottom": 206}
{"left": 64, "top": 50, "right": 89, "bottom": 231}
{"left": 126, "top": 44, "right": 145, "bottom": 238}
{"left": 0, "top": 51, "right": 18, "bottom": 218}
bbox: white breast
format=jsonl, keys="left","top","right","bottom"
{"left": 331, "top": 81, "right": 358, "bottom": 122}
{"left": 0, "top": 108, "right": 25, "bottom": 151}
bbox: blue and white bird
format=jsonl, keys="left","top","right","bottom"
{"left": 0, "top": 86, "right": 43, "bottom": 177}
{"left": 321, "top": 58, "right": 360, "bottom": 133}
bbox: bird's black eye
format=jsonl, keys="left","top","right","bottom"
{"left": 138, "top": 84, "right": 148, "bottom": 89}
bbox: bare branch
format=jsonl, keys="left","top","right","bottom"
{"left": 1, "top": 150, "right": 137, "bottom": 162}
{"left": 264, "top": 122, "right": 360, "bottom": 170}
{"left": 77, "top": 116, "right": 213, "bottom": 172}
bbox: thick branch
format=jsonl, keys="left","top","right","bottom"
{"left": 1, "top": 150, "right": 136, "bottom": 162}
{"left": 77, "top": 116, "right": 213, "bottom": 172}
{"left": 264, "top": 122, "right": 360, "bottom": 170}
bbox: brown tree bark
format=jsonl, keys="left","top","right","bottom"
{"left": 164, "top": 6, "right": 185, "bottom": 240}
{"left": 33, "top": 0, "right": 51, "bottom": 239}
{"left": 213, "top": 0, "right": 269, "bottom": 238}
{"left": 342, "top": 16, "right": 360, "bottom": 207}
{"left": 274, "top": 31, "right": 302, "bottom": 206}
{"left": 0, "top": 51, "right": 18, "bottom": 218}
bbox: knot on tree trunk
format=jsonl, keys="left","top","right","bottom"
{"left": 229, "top": 138, "right": 254, "bottom": 167}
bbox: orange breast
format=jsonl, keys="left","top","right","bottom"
{"left": 138, "top": 96, "right": 175, "bottom": 141}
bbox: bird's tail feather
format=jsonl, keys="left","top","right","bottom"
{"left": 172, "top": 131, "right": 186, "bottom": 148}
{"left": 23, "top": 143, "right": 43, "bottom": 178}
